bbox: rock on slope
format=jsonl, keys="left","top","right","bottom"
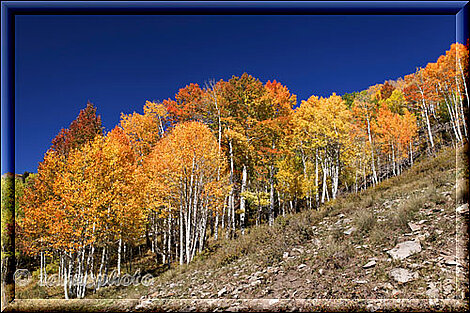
{"left": 128, "top": 148, "right": 468, "bottom": 311}
{"left": 9, "top": 149, "right": 468, "bottom": 312}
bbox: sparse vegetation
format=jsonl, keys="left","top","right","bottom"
{"left": 5, "top": 36, "right": 468, "bottom": 312}
{"left": 11, "top": 143, "right": 468, "bottom": 311}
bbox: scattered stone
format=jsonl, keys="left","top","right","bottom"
{"left": 444, "top": 258, "right": 459, "bottom": 266}
{"left": 292, "top": 247, "right": 304, "bottom": 254}
{"left": 408, "top": 222, "right": 421, "bottom": 232}
{"left": 319, "top": 269, "right": 324, "bottom": 275}
{"left": 218, "top": 287, "right": 227, "bottom": 297}
{"left": 232, "top": 286, "right": 242, "bottom": 294}
{"left": 387, "top": 240, "right": 422, "bottom": 260}
{"left": 298, "top": 264, "right": 307, "bottom": 269}
{"left": 354, "top": 280, "right": 368, "bottom": 284}
{"left": 443, "top": 283, "right": 453, "bottom": 295}
{"left": 456, "top": 203, "right": 468, "bottom": 214}
{"left": 426, "top": 283, "right": 439, "bottom": 298}
{"left": 417, "top": 232, "right": 429, "bottom": 241}
{"left": 311, "top": 238, "right": 321, "bottom": 246}
{"left": 135, "top": 299, "right": 153, "bottom": 310}
{"left": 338, "top": 213, "right": 345, "bottom": 218}
{"left": 343, "top": 227, "right": 357, "bottom": 235}
{"left": 362, "top": 260, "right": 376, "bottom": 269}
{"left": 418, "top": 219, "right": 427, "bottom": 224}
{"left": 283, "top": 252, "right": 289, "bottom": 259}
{"left": 435, "top": 229, "right": 443, "bottom": 235}
{"left": 390, "top": 268, "right": 418, "bottom": 283}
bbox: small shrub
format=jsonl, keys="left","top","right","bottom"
{"left": 275, "top": 215, "right": 289, "bottom": 229}
{"left": 45, "top": 262, "right": 59, "bottom": 274}
{"left": 290, "top": 218, "right": 314, "bottom": 241}
{"left": 430, "top": 173, "right": 447, "bottom": 188}
{"left": 353, "top": 209, "right": 376, "bottom": 233}
{"left": 321, "top": 236, "right": 343, "bottom": 259}
{"left": 17, "top": 284, "right": 49, "bottom": 299}
{"left": 456, "top": 178, "right": 469, "bottom": 204}
{"left": 331, "top": 227, "right": 344, "bottom": 241}
{"left": 390, "top": 205, "right": 412, "bottom": 229}
{"left": 405, "top": 194, "right": 425, "bottom": 215}
{"left": 426, "top": 186, "right": 447, "bottom": 205}
{"left": 369, "top": 226, "right": 387, "bottom": 245}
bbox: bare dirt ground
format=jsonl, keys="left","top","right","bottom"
{"left": 9, "top": 147, "right": 469, "bottom": 312}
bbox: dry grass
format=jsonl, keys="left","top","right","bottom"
{"left": 16, "top": 145, "right": 466, "bottom": 302}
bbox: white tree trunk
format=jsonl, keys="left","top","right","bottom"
{"left": 366, "top": 117, "right": 378, "bottom": 185}
{"left": 179, "top": 207, "right": 184, "bottom": 265}
{"left": 167, "top": 214, "right": 172, "bottom": 265}
{"left": 162, "top": 218, "right": 167, "bottom": 264}
{"left": 442, "top": 88, "right": 461, "bottom": 141}
{"left": 419, "top": 88, "right": 434, "bottom": 149}
{"left": 458, "top": 58, "right": 469, "bottom": 107}
{"left": 240, "top": 164, "right": 247, "bottom": 234}
{"left": 269, "top": 165, "right": 275, "bottom": 226}
{"left": 97, "top": 246, "right": 106, "bottom": 291}
{"left": 40, "top": 251, "right": 44, "bottom": 286}
{"left": 185, "top": 210, "right": 191, "bottom": 265}
{"left": 331, "top": 163, "right": 339, "bottom": 199}
{"left": 117, "top": 238, "right": 122, "bottom": 276}
{"left": 214, "top": 213, "right": 219, "bottom": 240}
{"left": 315, "top": 151, "right": 319, "bottom": 206}
{"left": 321, "top": 161, "right": 327, "bottom": 203}
{"left": 63, "top": 253, "right": 69, "bottom": 299}
{"left": 300, "top": 145, "right": 310, "bottom": 208}
{"left": 409, "top": 140, "right": 413, "bottom": 167}
{"left": 228, "top": 138, "right": 235, "bottom": 238}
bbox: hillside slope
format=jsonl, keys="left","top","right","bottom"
{"left": 137, "top": 146, "right": 468, "bottom": 299}
{"left": 10, "top": 146, "right": 469, "bottom": 312}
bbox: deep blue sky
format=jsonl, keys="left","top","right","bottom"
{"left": 15, "top": 15, "right": 455, "bottom": 174}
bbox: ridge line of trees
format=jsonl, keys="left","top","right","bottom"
{"left": 13, "top": 43, "right": 468, "bottom": 299}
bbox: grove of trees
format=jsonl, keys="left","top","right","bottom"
{"left": 15, "top": 43, "right": 468, "bottom": 298}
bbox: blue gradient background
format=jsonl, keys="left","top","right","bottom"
{"left": 12, "top": 14, "right": 456, "bottom": 173}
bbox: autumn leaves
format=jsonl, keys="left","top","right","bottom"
{"left": 404, "top": 43, "right": 468, "bottom": 148}
{"left": 16, "top": 43, "right": 468, "bottom": 299}
{"left": 142, "top": 122, "right": 228, "bottom": 264}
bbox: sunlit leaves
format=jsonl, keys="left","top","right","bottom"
{"left": 143, "top": 121, "right": 229, "bottom": 217}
